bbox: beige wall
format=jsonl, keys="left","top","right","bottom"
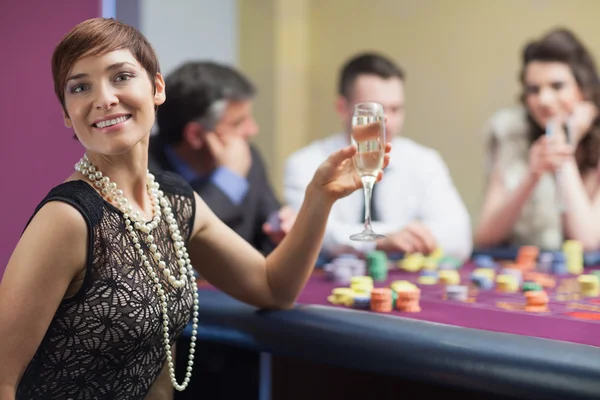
{"left": 240, "top": 0, "right": 600, "bottom": 228}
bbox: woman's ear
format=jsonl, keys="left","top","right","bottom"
{"left": 154, "top": 73, "right": 166, "bottom": 106}
{"left": 62, "top": 108, "right": 73, "bottom": 128}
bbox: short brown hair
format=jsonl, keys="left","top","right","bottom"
{"left": 338, "top": 52, "right": 405, "bottom": 99}
{"left": 51, "top": 18, "right": 160, "bottom": 112}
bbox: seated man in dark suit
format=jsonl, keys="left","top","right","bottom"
{"left": 150, "top": 61, "right": 295, "bottom": 254}
{"left": 150, "top": 61, "right": 295, "bottom": 400}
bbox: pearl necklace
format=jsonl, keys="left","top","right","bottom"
{"left": 74, "top": 154, "right": 199, "bottom": 391}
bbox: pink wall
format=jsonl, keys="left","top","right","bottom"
{"left": 0, "top": 1, "right": 101, "bottom": 277}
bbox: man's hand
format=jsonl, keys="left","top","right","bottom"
{"left": 204, "top": 132, "right": 252, "bottom": 177}
{"left": 263, "top": 206, "right": 297, "bottom": 245}
{"left": 376, "top": 221, "right": 437, "bottom": 254}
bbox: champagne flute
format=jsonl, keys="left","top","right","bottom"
{"left": 349, "top": 102, "right": 386, "bottom": 241}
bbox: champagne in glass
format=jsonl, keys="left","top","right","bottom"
{"left": 350, "top": 102, "right": 386, "bottom": 241}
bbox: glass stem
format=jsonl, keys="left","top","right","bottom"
{"left": 362, "top": 177, "right": 375, "bottom": 232}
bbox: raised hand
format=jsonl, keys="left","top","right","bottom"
{"left": 568, "top": 101, "right": 598, "bottom": 144}
{"left": 203, "top": 132, "right": 252, "bottom": 177}
{"left": 311, "top": 142, "right": 392, "bottom": 202}
{"left": 528, "top": 134, "right": 573, "bottom": 178}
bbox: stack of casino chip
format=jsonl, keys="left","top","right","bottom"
{"left": 445, "top": 285, "right": 468, "bottom": 301}
{"left": 470, "top": 274, "right": 494, "bottom": 290}
{"left": 563, "top": 240, "right": 583, "bottom": 275}
{"left": 323, "top": 262, "right": 352, "bottom": 285}
{"left": 400, "top": 253, "right": 424, "bottom": 272}
{"left": 327, "top": 288, "right": 356, "bottom": 306}
{"left": 524, "top": 290, "right": 549, "bottom": 312}
{"left": 471, "top": 268, "right": 495, "bottom": 290}
{"left": 422, "top": 257, "right": 438, "bottom": 271}
{"left": 324, "top": 257, "right": 366, "bottom": 284}
{"left": 418, "top": 269, "right": 438, "bottom": 285}
{"left": 350, "top": 294, "right": 371, "bottom": 309}
{"left": 500, "top": 267, "right": 522, "bottom": 285}
{"left": 516, "top": 245, "right": 539, "bottom": 270}
{"left": 395, "top": 287, "right": 421, "bottom": 312}
{"left": 350, "top": 276, "right": 374, "bottom": 295}
{"left": 370, "top": 288, "right": 393, "bottom": 312}
{"left": 472, "top": 268, "right": 495, "bottom": 280}
{"left": 551, "top": 252, "right": 568, "bottom": 275}
{"left": 578, "top": 274, "right": 600, "bottom": 297}
{"left": 390, "top": 280, "right": 417, "bottom": 292}
{"left": 438, "top": 269, "right": 460, "bottom": 285}
{"left": 366, "top": 251, "right": 388, "bottom": 281}
{"left": 537, "top": 252, "right": 554, "bottom": 273}
{"left": 496, "top": 274, "right": 519, "bottom": 292}
{"left": 473, "top": 255, "right": 497, "bottom": 269}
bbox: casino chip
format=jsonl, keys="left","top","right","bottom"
{"left": 445, "top": 285, "right": 468, "bottom": 301}
{"left": 395, "top": 287, "right": 421, "bottom": 312}
{"left": 500, "top": 267, "right": 522, "bottom": 285}
{"left": 472, "top": 268, "right": 495, "bottom": 280}
{"left": 370, "top": 288, "right": 393, "bottom": 312}
{"left": 418, "top": 269, "right": 438, "bottom": 285}
{"left": 524, "top": 290, "right": 549, "bottom": 312}
{"left": 400, "top": 253, "right": 424, "bottom": 272}
{"left": 496, "top": 274, "right": 519, "bottom": 292}
{"left": 350, "top": 276, "right": 373, "bottom": 294}
{"left": 563, "top": 240, "right": 583, "bottom": 275}
{"left": 537, "top": 252, "right": 554, "bottom": 273}
{"left": 578, "top": 274, "right": 600, "bottom": 297}
{"left": 470, "top": 274, "right": 494, "bottom": 290}
{"left": 351, "top": 294, "right": 371, "bottom": 310}
{"left": 473, "top": 254, "right": 497, "bottom": 269}
{"left": 551, "top": 252, "right": 568, "bottom": 275}
{"left": 522, "top": 281, "right": 542, "bottom": 292}
{"left": 324, "top": 257, "right": 367, "bottom": 284}
{"left": 366, "top": 251, "right": 388, "bottom": 281}
{"left": 390, "top": 280, "right": 417, "bottom": 292}
{"left": 438, "top": 270, "right": 460, "bottom": 285}
{"left": 327, "top": 288, "right": 356, "bottom": 306}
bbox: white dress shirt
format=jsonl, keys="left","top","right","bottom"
{"left": 284, "top": 132, "right": 473, "bottom": 261}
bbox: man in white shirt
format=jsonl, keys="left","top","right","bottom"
{"left": 284, "top": 52, "right": 472, "bottom": 261}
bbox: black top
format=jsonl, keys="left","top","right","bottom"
{"left": 16, "top": 171, "right": 196, "bottom": 400}
{"left": 149, "top": 137, "right": 280, "bottom": 253}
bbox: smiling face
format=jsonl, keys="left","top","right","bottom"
{"left": 524, "top": 61, "right": 584, "bottom": 128}
{"left": 63, "top": 48, "right": 165, "bottom": 156}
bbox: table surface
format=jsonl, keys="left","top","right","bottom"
{"left": 298, "top": 262, "right": 600, "bottom": 347}
{"left": 189, "top": 252, "right": 600, "bottom": 399}
{"left": 190, "top": 287, "right": 600, "bottom": 400}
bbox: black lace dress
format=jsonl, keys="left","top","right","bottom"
{"left": 16, "top": 171, "right": 197, "bottom": 399}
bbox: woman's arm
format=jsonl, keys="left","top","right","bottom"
{"left": 475, "top": 135, "right": 572, "bottom": 248}
{"left": 0, "top": 202, "right": 87, "bottom": 399}
{"left": 188, "top": 145, "right": 390, "bottom": 309}
{"left": 558, "top": 159, "right": 600, "bottom": 249}
{"left": 474, "top": 166, "right": 540, "bottom": 248}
